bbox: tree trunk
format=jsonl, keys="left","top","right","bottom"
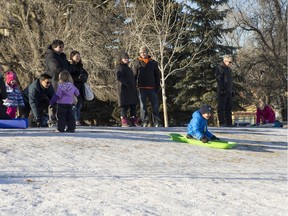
{"left": 161, "top": 75, "right": 169, "bottom": 127}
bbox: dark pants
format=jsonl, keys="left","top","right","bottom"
{"left": 217, "top": 93, "right": 233, "bottom": 126}
{"left": 0, "top": 105, "right": 10, "bottom": 119}
{"left": 57, "top": 104, "right": 75, "bottom": 132}
{"left": 19, "top": 102, "right": 31, "bottom": 118}
{"left": 138, "top": 89, "right": 159, "bottom": 122}
{"left": 74, "top": 96, "right": 83, "bottom": 121}
{"left": 120, "top": 105, "right": 136, "bottom": 118}
{"left": 19, "top": 101, "right": 49, "bottom": 127}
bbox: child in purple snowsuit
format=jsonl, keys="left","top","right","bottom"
{"left": 50, "top": 70, "right": 79, "bottom": 132}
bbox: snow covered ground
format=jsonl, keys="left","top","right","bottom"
{"left": 0, "top": 126, "right": 287, "bottom": 216}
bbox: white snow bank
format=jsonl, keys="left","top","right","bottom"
{"left": 0, "top": 126, "right": 287, "bottom": 215}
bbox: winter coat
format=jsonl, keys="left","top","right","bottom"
{"left": 22, "top": 79, "right": 55, "bottom": 120}
{"left": 256, "top": 105, "right": 276, "bottom": 124}
{"left": 131, "top": 57, "right": 160, "bottom": 91}
{"left": 187, "top": 110, "right": 214, "bottom": 140}
{"left": 3, "top": 84, "right": 24, "bottom": 107}
{"left": 215, "top": 62, "right": 233, "bottom": 94}
{"left": 70, "top": 63, "right": 88, "bottom": 101}
{"left": 54, "top": 82, "right": 79, "bottom": 105}
{"left": 45, "top": 45, "right": 70, "bottom": 87}
{"left": 115, "top": 63, "right": 138, "bottom": 107}
{"left": 0, "top": 76, "right": 7, "bottom": 104}
{"left": 0, "top": 76, "right": 10, "bottom": 119}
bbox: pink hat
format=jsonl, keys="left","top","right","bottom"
{"left": 6, "top": 71, "right": 17, "bottom": 84}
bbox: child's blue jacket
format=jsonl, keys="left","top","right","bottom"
{"left": 187, "top": 110, "right": 213, "bottom": 140}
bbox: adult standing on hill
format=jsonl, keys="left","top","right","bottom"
{"left": 215, "top": 55, "right": 234, "bottom": 127}
{"left": 131, "top": 46, "right": 161, "bottom": 127}
{"left": 69, "top": 50, "right": 88, "bottom": 126}
{"left": 115, "top": 52, "right": 139, "bottom": 127}
{"left": 45, "top": 39, "right": 70, "bottom": 90}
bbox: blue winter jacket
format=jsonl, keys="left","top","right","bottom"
{"left": 187, "top": 110, "right": 213, "bottom": 140}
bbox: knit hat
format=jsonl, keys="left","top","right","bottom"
{"left": 139, "top": 46, "right": 149, "bottom": 53}
{"left": 199, "top": 105, "right": 212, "bottom": 114}
{"left": 6, "top": 71, "right": 16, "bottom": 84}
{"left": 120, "top": 52, "right": 129, "bottom": 59}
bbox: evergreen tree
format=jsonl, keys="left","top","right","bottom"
{"left": 173, "top": 0, "right": 237, "bottom": 115}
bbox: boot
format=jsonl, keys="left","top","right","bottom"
{"left": 153, "top": 116, "right": 162, "bottom": 127}
{"left": 121, "top": 117, "right": 129, "bottom": 127}
{"left": 129, "top": 116, "right": 140, "bottom": 127}
{"left": 142, "top": 119, "right": 149, "bottom": 127}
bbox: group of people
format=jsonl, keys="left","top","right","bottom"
{"left": 1, "top": 44, "right": 280, "bottom": 137}
{"left": 0, "top": 39, "right": 88, "bottom": 132}
{"left": 184, "top": 55, "right": 234, "bottom": 143}
{"left": 115, "top": 46, "right": 162, "bottom": 127}
{"left": 186, "top": 55, "right": 279, "bottom": 143}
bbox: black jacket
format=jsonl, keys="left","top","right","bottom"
{"left": 131, "top": 57, "right": 160, "bottom": 91}
{"left": 115, "top": 64, "right": 138, "bottom": 107}
{"left": 215, "top": 62, "right": 233, "bottom": 94}
{"left": 22, "top": 79, "right": 55, "bottom": 120}
{"left": 45, "top": 45, "right": 70, "bottom": 88}
{"left": 70, "top": 63, "right": 88, "bottom": 100}
{"left": 0, "top": 76, "right": 7, "bottom": 104}
{"left": 0, "top": 75, "right": 10, "bottom": 119}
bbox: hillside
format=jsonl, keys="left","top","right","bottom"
{"left": 0, "top": 126, "right": 287, "bottom": 215}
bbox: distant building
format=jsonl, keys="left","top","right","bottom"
{"left": 232, "top": 105, "right": 256, "bottom": 126}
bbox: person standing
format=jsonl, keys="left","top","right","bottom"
{"left": 131, "top": 46, "right": 161, "bottom": 127}
{"left": 45, "top": 39, "right": 70, "bottom": 90}
{"left": 20, "top": 73, "right": 55, "bottom": 127}
{"left": 115, "top": 52, "right": 139, "bottom": 127}
{"left": 215, "top": 55, "right": 234, "bottom": 127}
{"left": 69, "top": 50, "right": 88, "bottom": 126}
{"left": 50, "top": 70, "right": 79, "bottom": 133}
{"left": 3, "top": 71, "right": 25, "bottom": 118}
{"left": 0, "top": 65, "right": 10, "bottom": 119}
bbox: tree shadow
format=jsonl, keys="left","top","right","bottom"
{"left": 1, "top": 170, "right": 286, "bottom": 185}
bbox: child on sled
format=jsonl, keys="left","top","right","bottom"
{"left": 187, "top": 105, "right": 219, "bottom": 143}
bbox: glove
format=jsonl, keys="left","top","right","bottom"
{"left": 78, "top": 74, "right": 87, "bottom": 82}
{"left": 35, "top": 119, "right": 41, "bottom": 127}
{"left": 122, "top": 82, "right": 128, "bottom": 87}
{"left": 186, "top": 134, "right": 193, "bottom": 139}
{"left": 200, "top": 136, "right": 209, "bottom": 143}
{"left": 211, "top": 135, "right": 220, "bottom": 140}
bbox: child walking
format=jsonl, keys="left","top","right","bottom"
{"left": 50, "top": 70, "right": 79, "bottom": 132}
{"left": 3, "top": 71, "right": 25, "bottom": 118}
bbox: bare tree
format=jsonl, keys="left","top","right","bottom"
{"left": 227, "top": 0, "right": 287, "bottom": 120}
{"left": 0, "top": 0, "right": 124, "bottom": 101}
{"left": 123, "top": 0, "right": 213, "bottom": 127}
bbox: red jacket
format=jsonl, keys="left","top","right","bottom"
{"left": 256, "top": 105, "right": 276, "bottom": 124}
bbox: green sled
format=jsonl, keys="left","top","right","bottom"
{"left": 169, "top": 133, "right": 237, "bottom": 149}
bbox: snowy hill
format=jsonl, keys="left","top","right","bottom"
{"left": 0, "top": 126, "right": 287, "bottom": 215}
